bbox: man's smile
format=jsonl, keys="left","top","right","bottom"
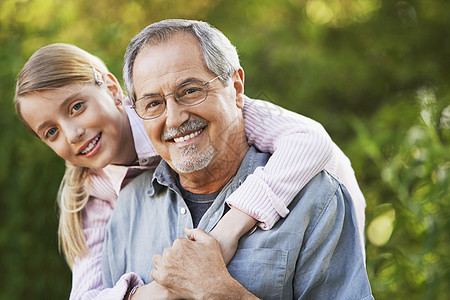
{"left": 173, "top": 129, "right": 203, "bottom": 143}
{"left": 163, "top": 119, "right": 208, "bottom": 143}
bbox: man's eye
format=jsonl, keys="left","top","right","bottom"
{"left": 146, "top": 100, "right": 162, "bottom": 109}
{"left": 184, "top": 87, "right": 202, "bottom": 95}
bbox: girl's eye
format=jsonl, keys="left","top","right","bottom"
{"left": 45, "top": 127, "right": 58, "bottom": 139}
{"left": 71, "top": 102, "right": 84, "bottom": 114}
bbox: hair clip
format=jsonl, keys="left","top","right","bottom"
{"left": 92, "top": 67, "right": 104, "bottom": 85}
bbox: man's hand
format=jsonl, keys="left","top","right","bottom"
{"left": 151, "top": 228, "right": 259, "bottom": 300}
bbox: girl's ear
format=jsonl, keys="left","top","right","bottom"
{"left": 103, "top": 73, "right": 124, "bottom": 100}
{"left": 232, "top": 68, "right": 245, "bottom": 109}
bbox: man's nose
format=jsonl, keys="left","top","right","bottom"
{"left": 164, "top": 96, "right": 190, "bottom": 129}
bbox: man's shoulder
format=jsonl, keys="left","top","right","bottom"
{"left": 305, "top": 170, "right": 341, "bottom": 193}
{"left": 302, "top": 170, "right": 342, "bottom": 201}
{"left": 288, "top": 170, "right": 349, "bottom": 222}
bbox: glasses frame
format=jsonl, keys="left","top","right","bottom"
{"left": 132, "top": 75, "right": 221, "bottom": 120}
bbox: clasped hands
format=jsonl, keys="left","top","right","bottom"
{"left": 131, "top": 228, "right": 240, "bottom": 300}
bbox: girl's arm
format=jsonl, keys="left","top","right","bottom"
{"left": 230, "top": 97, "right": 334, "bottom": 228}
{"left": 210, "top": 97, "right": 334, "bottom": 262}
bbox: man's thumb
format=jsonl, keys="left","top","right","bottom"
{"left": 185, "top": 227, "right": 208, "bottom": 242}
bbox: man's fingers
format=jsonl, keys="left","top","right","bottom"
{"left": 150, "top": 267, "right": 159, "bottom": 282}
{"left": 184, "top": 227, "right": 195, "bottom": 240}
{"left": 151, "top": 254, "right": 163, "bottom": 284}
{"left": 185, "top": 227, "right": 211, "bottom": 242}
{"left": 152, "top": 254, "right": 162, "bottom": 268}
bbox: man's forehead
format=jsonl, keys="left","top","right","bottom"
{"left": 135, "top": 32, "right": 201, "bottom": 65}
{"left": 132, "top": 33, "right": 210, "bottom": 94}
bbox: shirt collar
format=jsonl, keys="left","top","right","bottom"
{"left": 148, "top": 146, "right": 270, "bottom": 198}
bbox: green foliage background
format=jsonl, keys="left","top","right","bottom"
{"left": 0, "top": 0, "right": 448, "bottom": 299}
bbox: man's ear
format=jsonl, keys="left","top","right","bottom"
{"left": 232, "top": 68, "right": 245, "bottom": 109}
{"left": 103, "top": 73, "right": 124, "bottom": 100}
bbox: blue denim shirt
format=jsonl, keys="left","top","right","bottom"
{"left": 102, "top": 147, "right": 373, "bottom": 299}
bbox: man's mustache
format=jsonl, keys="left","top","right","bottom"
{"left": 162, "top": 119, "right": 208, "bottom": 141}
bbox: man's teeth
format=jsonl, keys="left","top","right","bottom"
{"left": 173, "top": 130, "right": 202, "bottom": 143}
{"left": 81, "top": 135, "right": 100, "bottom": 154}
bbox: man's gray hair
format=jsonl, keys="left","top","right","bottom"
{"left": 123, "top": 19, "right": 241, "bottom": 103}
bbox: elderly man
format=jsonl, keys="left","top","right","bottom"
{"left": 102, "top": 19, "right": 373, "bottom": 299}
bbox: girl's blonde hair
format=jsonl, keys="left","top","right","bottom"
{"left": 14, "top": 43, "right": 109, "bottom": 266}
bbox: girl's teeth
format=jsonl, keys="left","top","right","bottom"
{"left": 81, "top": 135, "right": 100, "bottom": 154}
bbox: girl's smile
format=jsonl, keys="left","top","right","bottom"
{"left": 78, "top": 132, "right": 102, "bottom": 157}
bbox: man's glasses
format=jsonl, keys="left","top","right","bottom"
{"left": 132, "top": 75, "right": 221, "bottom": 120}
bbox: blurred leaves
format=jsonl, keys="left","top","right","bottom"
{"left": 1, "top": 0, "right": 449, "bottom": 299}
{"left": 350, "top": 87, "right": 449, "bottom": 299}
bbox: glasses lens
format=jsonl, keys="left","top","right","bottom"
{"left": 135, "top": 96, "right": 165, "bottom": 119}
{"left": 175, "top": 81, "right": 207, "bottom": 106}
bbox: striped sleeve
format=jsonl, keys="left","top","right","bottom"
{"left": 225, "top": 97, "right": 334, "bottom": 229}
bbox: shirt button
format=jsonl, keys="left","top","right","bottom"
{"left": 180, "top": 207, "right": 187, "bottom": 215}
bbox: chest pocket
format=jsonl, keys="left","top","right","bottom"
{"left": 227, "top": 248, "right": 289, "bottom": 299}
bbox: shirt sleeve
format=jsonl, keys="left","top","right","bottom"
{"left": 293, "top": 182, "right": 373, "bottom": 299}
{"left": 226, "top": 97, "right": 334, "bottom": 229}
{"left": 69, "top": 197, "right": 144, "bottom": 300}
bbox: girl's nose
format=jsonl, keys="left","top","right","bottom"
{"left": 66, "top": 124, "right": 86, "bottom": 144}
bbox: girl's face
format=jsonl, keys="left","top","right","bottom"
{"left": 19, "top": 78, "right": 135, "bottom": 169}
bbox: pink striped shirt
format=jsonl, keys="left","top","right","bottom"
{"left": 69, "top": 97, "right": 365, "bottom": 299}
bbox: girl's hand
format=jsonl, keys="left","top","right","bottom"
{"left": 127, "top": 281, "right": 181, "bottom": 300}
{"left": 209, "top": 206, "right": 257, "bottom": 264}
